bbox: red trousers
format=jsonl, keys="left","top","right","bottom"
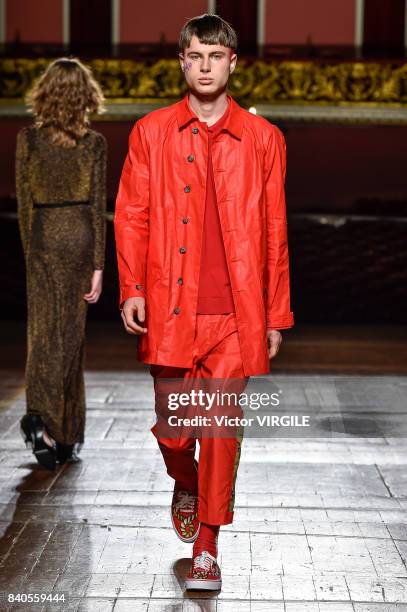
{"left": 150, "top": 313, "right": 248, "bottom": 525}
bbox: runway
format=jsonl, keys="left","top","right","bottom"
{"left": 0, "top": 358, "right": 407, "bottom": 610}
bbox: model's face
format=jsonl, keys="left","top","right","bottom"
{"left": 179, "top": 34, "right": 237, "bottom": 96}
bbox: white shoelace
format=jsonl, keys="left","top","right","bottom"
{"left": 174, "top": 490, "right": 197, "bottom": 513}
{"left": 194, "top": 551, "right": 216, "bottom": 571}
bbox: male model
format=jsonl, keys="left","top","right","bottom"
{"left": 114, "top": 14, "right": 294, "bottom": 591}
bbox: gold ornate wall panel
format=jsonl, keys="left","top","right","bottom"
{"left": 1, "top": 58, "right": 407, "bottom": 123}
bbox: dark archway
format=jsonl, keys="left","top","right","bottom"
{"left": 70, "top": 0, "right": 112, "bottom": 54}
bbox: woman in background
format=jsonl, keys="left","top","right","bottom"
{"left": 16, "top": 57, "right": 107, "bottom": 469}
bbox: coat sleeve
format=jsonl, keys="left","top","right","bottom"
{"left": 114, "top": 120, "right": 150, "bottom": 308}
{"left": 15, "top": 128, "right": 33, "bottom": 261}
{"left": 263, "top": 125, "right": 294, "bottom": 330}
{"left": 90, "top": 133, "right": 107, "bottom": 270}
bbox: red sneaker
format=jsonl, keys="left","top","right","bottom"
{"left": 171, "top": 486, "right": 200, "bottom": 543}
{"left": 185, "top": 550, "right": 222, "bottom": 590}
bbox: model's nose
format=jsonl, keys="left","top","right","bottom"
{"left": 201, "top": 59, "right": 211, "bottom": 72}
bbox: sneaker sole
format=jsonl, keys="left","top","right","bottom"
{"left": 184, "top": 578, "right": 222, "bottom": 591}
{"left": 170, "top": 507, "right": 200, "bottom": 543}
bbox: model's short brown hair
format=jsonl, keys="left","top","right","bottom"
{"left": 178, "top": 13, "right": 237, "bottom": 53}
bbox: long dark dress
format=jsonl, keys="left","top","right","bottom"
{"left": 16, "top": 126, "right": 106, "bottom": 446}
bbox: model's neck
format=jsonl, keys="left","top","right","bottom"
{"left": 187, "top": 90, "right": 229, "bottom": 127}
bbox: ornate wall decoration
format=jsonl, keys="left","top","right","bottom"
{"left": 1, "top": 58, "right": 407, "bottom": 122}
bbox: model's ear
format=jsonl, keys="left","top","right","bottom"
{"left": 178, "top": 53, "right": 185, "bottom": 71}
{"left": 229, "top": 52, "right": 237, "bottom": 73}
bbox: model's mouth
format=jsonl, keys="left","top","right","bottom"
{"left": 198, "top": 79, "right": 214, "bottom": 84}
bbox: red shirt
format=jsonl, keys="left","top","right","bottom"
{"left": 196, "top": 100, "right": 235, "bottom": 314}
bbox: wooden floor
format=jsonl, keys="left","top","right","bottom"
{"left": 0, "top": 322, "right": 407, "bottom": 610}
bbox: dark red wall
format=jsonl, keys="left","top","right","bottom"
{"left": 265, "top": 0, "right": 356, "bottom": 45}
{"left": 120, "top": 0, "right": 207, "bottom": 44}
{"left": 283, "top": 123, "right": 407, "bottom": 212}
{"left": 5, "top": 0, "right": 359, "bottom": 46}
{"left": 6, "top": 0, "right": 63, "bottom": 43}
{"left": 2, "top": 118, "right": 406, "bottom": 214}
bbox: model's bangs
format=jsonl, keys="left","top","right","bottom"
{"left": 191, "top": 29, "right": 234, "bottom": 50}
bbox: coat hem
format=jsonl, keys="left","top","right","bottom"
{"left": 137, "top": 349, "right": 270, "bottom": 377}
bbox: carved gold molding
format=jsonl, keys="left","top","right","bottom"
{"left": 1, "top": 58, "right": 407, "bottom": 105}
{"left": 1, "top": 58, "right": 407, "bottom": 123}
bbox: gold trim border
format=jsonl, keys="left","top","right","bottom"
{"left": 1, "top": 58, "right": 407, "bottom": 104}
{"left": 1, "top": 58, "right": 407, "bottom": 123}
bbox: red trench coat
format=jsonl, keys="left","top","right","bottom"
{"left": 114, "top": 92, "right": 294, "bottom": 376}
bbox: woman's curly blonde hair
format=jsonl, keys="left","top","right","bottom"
{"left": 27, "top": 57, "right": 105, "bottom": 148}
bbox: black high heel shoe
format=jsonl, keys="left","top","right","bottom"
{"left": 55, "top": 442, "right": 74, "bottom": 464}
{"left": 20, "top": 414, "right": 57, "bottom": 470}
{"left": 56, "top": 442, "right": 82, "bottom": 464}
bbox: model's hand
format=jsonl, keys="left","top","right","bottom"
{"left": 267, "top": 329, "right": 282, "bottom": 359}
{"left": 121, "top": 297, "right": 148, "bottom": 335}
{"left": 84, "top": 269, "right": 103, "bottom": 304}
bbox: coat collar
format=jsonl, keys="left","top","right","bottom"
{"left": 175, "top": 91, "right": 244, "bottom": 139}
